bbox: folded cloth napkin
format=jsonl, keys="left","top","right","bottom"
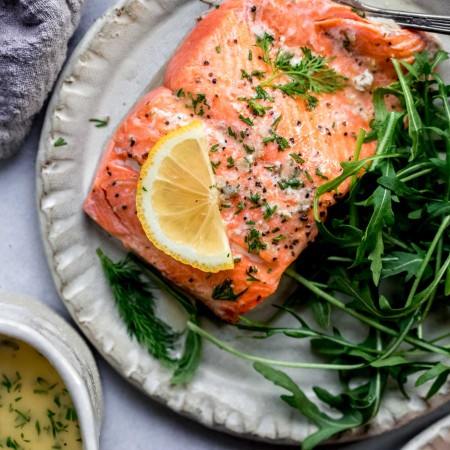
{"left": 0, "top": 0, "right": 85, "bottom": 159}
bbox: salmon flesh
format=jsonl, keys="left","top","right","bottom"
{"left": 84, "top": 0, "right": 433, "bottom": 323}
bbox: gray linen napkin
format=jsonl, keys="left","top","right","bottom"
{"left": 0, "top": 0, "right": 85, "bottom": 159}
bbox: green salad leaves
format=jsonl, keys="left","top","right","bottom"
{"left": 98, "top": 50, "right": 450, "bottom": 449}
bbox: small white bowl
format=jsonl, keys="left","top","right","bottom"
{"left": 0, "top": 292, "right": 103, "bottom": 450}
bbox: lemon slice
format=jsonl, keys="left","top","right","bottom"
{"left": 136, "top": 120, "right": 233, "bottom": 273}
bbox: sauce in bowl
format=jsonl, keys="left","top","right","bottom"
{"left": 0, "top": 335, "right": 82, "bottom": 449}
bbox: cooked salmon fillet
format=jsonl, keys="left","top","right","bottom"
{"left": 84, "top": 0, "right": 433, "bottom": 323}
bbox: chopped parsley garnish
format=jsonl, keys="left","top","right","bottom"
{"left": 210, "top": 143, "right": 220, "bottom": 152}
{"left": 211, "top": 161, "right": 221, "bottom": 174}
{"left": 246, "top": 266, "right": 261, "bottom": 282}
{"left": 271, "top": 234, "right": 286, "bottom": 244}
{"left": 185, "top": 92, "right": 211, "bottom": 116}
{"left": 245, "top": 228, "right": 267, "bottom": 254}
{"left": 243, "top": 144, "right": 255, "bottom": 154}
{"left": 255, "top": 32, "right": 274, "bottom": 64}
{"left": 290, "top": 153, "right": 305, "bottom": 164}
{"left": 263, "top": 133, "right": 291, "bottom": 151}
{"left": 89, "top": 117, "right": 109, "bottom": 128}
{"left": 264, "top": 116, "right": 290, "bottom": 149}
{"left": 237, "top": 96, "right": 270, "bottom": 117}
{"left": 241, "top": 69, "right": 265, "bottom": 80}
{"left": 271, "top": 115, "right": 282, "bottom": 129}
{"left": 211, "top": 278, "right": 248, "bottom": 301}
{"left": 254, "top": 85, "right": 274, "bottom": 101}
{"left": 248, "top": 99, "right": 269, "bottom": 116}
{"left": 304, "top": 170, "right": 314, "bottom": 183}
{"left": 53, "top": 137, "right": 67, "bottom": 147}
{"left": 263, "top": 202, "right": 277, "bottom": 219}
{"left": 278, "top": 178, "right": 304, "bottom": 190}
{"left": 239, "top": 114, "right": 254, "bottom": 126}
{"left": 227, "top": 127, "right": 238, "bottom": 139}
{"left": 315, "top": 167, "right": 329, "bottom": 180}
{"left": 249, "top": 191, "right": 261, "bottom": 205}
{"left": 215, "top": 45, "right": 221, "bottom": 53}
{"left": 351, "top": 7, "right": 366, "bottom": 18}
{"left": 226, "top": 156, "right": 235, "bottom": 168}
{"left": 235, "top": 201, "right": 246, "bottom": 214}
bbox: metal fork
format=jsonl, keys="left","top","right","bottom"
{"left": 333, "top": 0, "right": 450, "bottom": 34}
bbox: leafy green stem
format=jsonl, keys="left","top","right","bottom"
{"left": 405, "top": 215, "right": 450, "bottom": 307}
{"left": 399, "top": 168, "right": 435, "bottom": 183}
{"left": 435, "top": 74, "right": 450, "bottom": 201}
{"left": 285, "top": 268, "right": 450, "bottom": 356}
{"left": 349, "top": 129, "right": 366, "bottom": 228}
{"left": 373, "top": 314, "right": 416, "bottom": 364}
{"left": 382, "top": 232, "right": 411, "bottom": 251}
{"left": 187, "top": 321, "right": 365, "bottom": 370}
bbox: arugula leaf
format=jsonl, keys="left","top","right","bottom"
{"left": 392, "top": 59, "right": 422, "bottom": 160}
{"left": 171, "top": 315, "right": 202, "bottom": 384}
{"left": 381, "top": 250, "right": 425, "bottom": 281}
{"left": 254, "top": 363, "right": 363, "bottom": 450}
{"left": 309, "top": 298, "right": 331, "bottom": 330}
{"left": 415, "top": 363, "right": 450, "bottom": 399}
{"left": 354, "top": 173, "right": 395, "bottom": 285}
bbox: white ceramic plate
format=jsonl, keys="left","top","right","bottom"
{"left": 37, "top": 0, "right": 450, "bottom": 444}
{"left": 401, "top": 414, "right": 450, "bottom": 450}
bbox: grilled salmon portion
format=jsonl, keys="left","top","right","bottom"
{"left": 84, "top": 0, "right": 432, "bottom": 323}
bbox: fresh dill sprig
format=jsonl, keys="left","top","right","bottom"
{"left": 97, "top": 249, "right": 179, "bottom": 367}
{"left": 97, "top": 249, "right": 201, "bottom": 383}
{"left": 254, "top": 33, "right": 347, "bottom": 109}
{"left": 255, "top": 32, "right": 275, "bottom": 65}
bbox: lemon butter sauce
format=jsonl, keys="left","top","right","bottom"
{"left": 0, "top": 335, "right": 82, "bottom": 449}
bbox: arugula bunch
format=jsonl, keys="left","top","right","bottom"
{"left": 233, "top": 50, "right": 450, "bottom": 448}
{"left": 97, "top": 50, "right": 450, "bottom": 449}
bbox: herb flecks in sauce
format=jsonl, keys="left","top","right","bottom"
{"left": 0, "top": 337, "right": 82, "bottom": 450}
